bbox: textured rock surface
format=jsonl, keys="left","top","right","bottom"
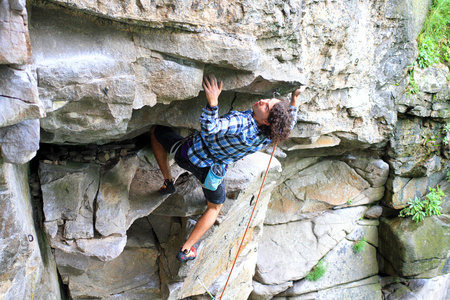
{"left": 55, "top": 218, "right": 161, "bottom": 299}
{"left": 379, "top": 216, "right": 450, "bottom": 278}
{"left": 0, "top": 160, "right": 61, "bottom": 300}
{"left": 0, "top": 0, "right": 30, "bottom": 64}
{"left": 255, "top": 206, "right": 367, "bottom": 285}
{"left": 1, "top": 0, "right": 450, "bottom": 299}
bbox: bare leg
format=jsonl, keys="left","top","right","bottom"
{"left": 150, "top": 126, "right": 172, "bottom": 181}
{"left": 182, "top": 201, "right": 223, "bottom": 251}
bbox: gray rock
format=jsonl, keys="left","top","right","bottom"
{"left": 364, "top": 205, "right": 383, "bottom": 219}
{"left": 54, "top": 221, "right": 161, "bottom": 299}
{"left": 75, "top": 235, "right": 127, "bottom": 261}
{"left": 0, "top": 119, "right": 40, "bottom": 164}
{"left": 255, "top": 206, "right": 367, "bottom": 285}
{"left": 135, "top": 53, "right": 204, "bottom": 105}
{"left": 388, "top": 118, "right": 445, "bottom": 178}
{"left": 346, "top": 157, "right": 389, "bottom": 188}
{"left": 134, "top": 29, "right": 261, "bottom": 72}
{"left": 385, "top": 171, "right": 445, "bottom": 209}
{"left": 126, "top": 147, "right": 187, "bottom": 226}
{"left": 379, "top": 216, "right": 450, "bottom": 278}
{"left": 0, "top": 160, "right": 61, "bottom": 300}
{"left": 249, "top": 281, "right": 293, "bottom": 300}
{"left": 274, "top": 276, "right": 382, "bottom": 300}
{"left": 414, "top": 64, "right": 450, "bottom": 94}
{"left": 0, "top": 0, "right": 29, "bottom": 64}
{"left": 283, "top": 238, "right": 378, "bottom": 295}
{"left": 39, "top": 161, "right": 99, "bottom": 226}
{"left": 30, "top": 6, "right": 137, "bottom": 144}
{"left": 347, "top": 220, "right": 379, "bottom": 248}
{"left": 265, "top": 160, "right": 370, "bottom": 224}
{"left": 0, "top": 66, "right": 44, "bottom": 128}
{"left": 96, "top": 157, "right": 139, "bottom": 237}
{"left": 381, "top": 274, "right": 450, "bottom": 300}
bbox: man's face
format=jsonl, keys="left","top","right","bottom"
{"left": 252, "top": 98, "right": 281, "bottom": 126}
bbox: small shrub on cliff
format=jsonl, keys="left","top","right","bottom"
{"left": 352, "top": 237, "right": 367, "bottom": 254}
{"left": 417, "top": 0, "right": 450, "bottom": 68}
{"left": 306, "top": 259, "right": 327, "bottom": 281}
{"left": 399, "top": 186, "right": 444, "bottom": 222}
{"left": 406, "top": 68, "right": 420, "bottom": 97}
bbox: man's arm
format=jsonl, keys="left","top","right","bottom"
{"left": 203, "top": 74, "right": 222, "bottom": 109}
{"left": 290, "top": 85, "right": 307, "bottom": 107}
{"left": 199, "top": 74, "right": 243, "bottom": 136}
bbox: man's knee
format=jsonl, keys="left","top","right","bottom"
{"left": 204, "top": 202, "right": 223, "bottom": 225}
{"left": 206, "top": 201, "right": 223, "bottom": 212}
{"left": 150, "top": 125, "right": 157, "bottom": 135}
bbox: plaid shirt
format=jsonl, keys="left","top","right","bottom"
{"left": 187, "top": 105, "right": 298, "bottom": 167}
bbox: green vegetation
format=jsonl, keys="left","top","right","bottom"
{"left": 352, "top": 237, "right": 367, "bottom": 254}
{"left": 306, "top": 259, "right": 328, "bottom": 281}
{"left": 399, "top": 186, "right": 444, "bottom": 222}
{"left": 406, "top": 0, "right": 449, "bottom": 96}
{"left": 443, "top": 122, "right": 450, "bottom": 145}
{"left": 347, "top": 199, "right": 353, "bottom": 205}
{"left": 416, "top": 0, "right": 450, "bottom": 69}
{"left": 406, "top": 68, "right": 420, "bottom": 97}
{"left": 446, "top": 170, "right": 450, "bottom": 182}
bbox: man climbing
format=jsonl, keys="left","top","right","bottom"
{"left": 150, "top": 74, "right": 305, "bottom": 262}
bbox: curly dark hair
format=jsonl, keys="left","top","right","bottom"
{"left": 259, "top": 100, "right": 294, "bottom": 142}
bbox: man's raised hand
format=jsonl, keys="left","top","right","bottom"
{"left": 203, "top": 74, "right": 222, "bottom": 108}
{"left": 290, "top": 85, "right": 307, "bottom": 107}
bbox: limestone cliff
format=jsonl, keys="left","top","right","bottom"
{"left": 1, "top": 0, "right": 449, "bottom": 299}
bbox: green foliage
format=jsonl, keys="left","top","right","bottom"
{"left": 352, "top": 237, "right": 367, "bottom": 254}
{"left": 406, "top": 68, "right": 420, "bottom": 97}
{"left": 306, "top": 259, "right": 328, "bottom": 281}
{"left": 447, "top": 171, "right": 450, "bottom": 182}
{"left": 417, "top": 0, "right": 450, "bottom": 68}
{"left": 399, "top": 186, "right": 444, "bottom": 222}
{"left": 347, "top": 199, "right": 353, "bottom": 205}
{"left": 443, "top": 123, "right": 450, "bottom": 133}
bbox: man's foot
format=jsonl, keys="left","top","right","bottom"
{"left": 159, "top": 179, "right": 175, "bottom": 195}
{"left": 176, "top": 246, "right": 197, "bottom": 262}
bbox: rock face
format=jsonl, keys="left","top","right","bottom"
{"left": 0, "top": 160, "right": 61, "bottom": 300}
{"left": 379, "top": 216, "right": 450, "bottom": 278}
{"left": 1, "top": 0, "right": 450, "bottom": 299}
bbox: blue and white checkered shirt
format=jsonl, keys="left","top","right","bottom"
{"left": 187, "top": 105, "right": 298, "bottom": 167}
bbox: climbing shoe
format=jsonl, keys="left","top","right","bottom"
{"left": 176, "top": 247, "right": 197, "bottom": 262}
{"left": 159, "top": 179, "right": 175, "bottom": 195}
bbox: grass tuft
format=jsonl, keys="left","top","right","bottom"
{"left": 352, "top": 237, "right": 367, "bottom": 254}
{"left": 306, "top": 259, "right": 328, "bottom": 281}
{"left": 416, "top": 0, "right": 450, "bottom": 68}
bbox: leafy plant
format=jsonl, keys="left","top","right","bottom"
{"left": 306, "top": 259, "right": 328, "bottom": 281}
{"left": 406, "top": 68, "right": 420, "bottom": 97}
{"left": 447, "top": 171, "right": 450, "bottom": 182}
{"left": 443, "top": 123, "right": 450, "bottom": 145}
{"left": 352, "top": 237, "right": 367, "bottom": 254}
{"left": 399, "top": 186, "right": 444, "bottom": 222}
{"left": 416, "top": 0, "right": 450, "bottom": 68}
{"left": 443, "top": 123, "right": 450, "bottom": 133}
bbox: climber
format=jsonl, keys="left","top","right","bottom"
{"left": 150, "top": 74, "right": 305, "bottom": 262}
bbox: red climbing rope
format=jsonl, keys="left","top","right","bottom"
{"left": 219, "top": 141, "right": 278, "bottom": 300}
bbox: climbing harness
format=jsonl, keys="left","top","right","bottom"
{"left": 218, "top": 141, "right": 279, "bottom": 300}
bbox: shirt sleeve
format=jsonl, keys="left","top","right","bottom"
{"left": 290, "top": 105, "right": 298, "bottom": 129}
{"left": 199, "top": 106, "right": 245, "bottom": 136}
